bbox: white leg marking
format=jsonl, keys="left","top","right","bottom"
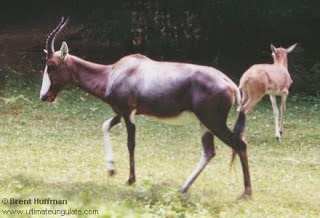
{"left": 269, "top": 95, "right": 281, "bottom": 139}
{"left": 181, "top": 124, "right": 211, "bottom": 193}
{"left": 40, "top": 65, "right": 51, "bottom": 99}
{"left": 129, "top": 109, "right": 137, "bottom": 124}
{"left": 102, "top": 118, "right": 114, "bottom": 173}
{"left": 181, "top": 150, "right": 208, "bottom": 192}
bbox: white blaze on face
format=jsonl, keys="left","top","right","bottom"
{"left": 40, "top": 65, "right": 51, "bottom": 99}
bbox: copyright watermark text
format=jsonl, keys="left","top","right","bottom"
{"left": 2, "top": 198, "right": 67, "bottom": 205}
{"left": 1, "top": 198, "right": 98, "bottom": 216}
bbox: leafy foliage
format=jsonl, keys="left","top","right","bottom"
{"left": 1, "top": 0, "right": 320, "bottom": 94}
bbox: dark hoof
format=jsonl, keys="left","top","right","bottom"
{"left": 276, "top": 136, "right": 281, "bottom": 142}
{"left": 237, "top": 188, "right": 252, "bottom": 200}
{"left": 237, "top": 192, "right": 252, "bottom": 200}
{"left": 125, "top": 178, "right": 136, "bottom": 185}
{"left": 179, "top": 188, "right": 187, "bottom": 194}
{"left": 108, "top": 170, "right": 115, "bottom": 176}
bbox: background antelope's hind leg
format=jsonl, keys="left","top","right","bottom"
{"left": 243, "top": 93, "right": 263, "bottom": 114}
{"left": 237, "top": 88, "right": 248, "bottom": 112}
{"left": 241, "top": 81, "right": 266, "bottom": 114}
{"left": 240, "top": 87, "right": 249, "bottom": 107}
{"left": 102, "top": 115, "right": 121, "bottom": 175}
{"left": 269, "top": 95, "right": 281, "bottom": 140}
{"left": 241, "top": 89, "right": 263, "bottom": 141}
{"left": 180, "top": 124, "right": 215, "bottom": 193}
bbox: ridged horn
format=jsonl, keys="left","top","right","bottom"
{"left": 46, "top": 17, "right": 69, "bottom": 56}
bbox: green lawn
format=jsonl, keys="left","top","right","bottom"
{"left": 0, "top": 77, "right": 319, "bottom": 217}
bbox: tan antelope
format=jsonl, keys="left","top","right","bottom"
{"left": 40, "top": 17, "right": 251, "bottom": 198}
{"left": 239, "top": 43, "right": 297, "bottom": 140}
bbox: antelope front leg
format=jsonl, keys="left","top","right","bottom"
{"left": 102, "top": 115, "right": 121, "bottom": 175}
{"left": 280, "top": 94, "right": 288, "bottom": 135}
{"left": 269, "top": 95, "right": 281, "bottom": 141}
{"left": 124, "top": 111, "right": 136, "bottom": 185}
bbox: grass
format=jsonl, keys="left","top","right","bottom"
{"left": 0, "top": 75, "right": 319, "bottom": 217}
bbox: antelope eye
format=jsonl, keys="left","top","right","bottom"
{"left": 47, "top": 60, "right": 56, "bottom": 68}
{"left": 47, "top": 61, "right": 53, "bottom": 66}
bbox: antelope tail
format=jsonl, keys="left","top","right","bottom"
{"left": 231, "top": 87, "right": 246, "bottom": 167}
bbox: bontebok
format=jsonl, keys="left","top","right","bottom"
{"left": 239, "top": 44, "right": 296, "bottom": 141}
{"left": 40, "top": 17, "right": 252, "bottom": 198}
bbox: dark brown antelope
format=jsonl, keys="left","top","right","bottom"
{"left": 239, "top": 44, "right": 296, "bottom": 141}
{"left": 40, "top": 17, "right": 251, "bottom": 198}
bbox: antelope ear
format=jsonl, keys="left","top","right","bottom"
{"left": 43, "top": 49, "right": 48, "bottom": 54}
{"left": 60, "top": 41, "right": 69, "bottom": 60}
{"left": 270, "top": 44, "right": 277, "bottom": 53}
{"left": 286, "top": 43, "right": 297, "bottom": 53}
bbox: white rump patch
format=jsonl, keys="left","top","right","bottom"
{"left": 40, "top": 65, "right": 51, "bottom": 99}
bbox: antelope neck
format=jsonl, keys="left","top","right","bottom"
{"left": 274, "top": 57, "right": 288, "bottom": 68}
{"left": 67, "top": 55, "right": 111, "bottom": 100}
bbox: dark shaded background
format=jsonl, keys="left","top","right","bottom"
{"left": 0, "top": 0, "right": 319, "bottom": 95}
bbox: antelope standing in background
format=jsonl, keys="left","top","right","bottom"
{"left": 239, "top": 44, "right": 297, "bottom": 140}
{"left": 40, "top": 18, "right": 252, "bottom": 198}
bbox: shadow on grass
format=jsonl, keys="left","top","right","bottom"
{"left": 1, "top": 174, "right": 137, "bottom": 201}
{"left": 1, "top": 174, "right": 217, "bottom": 216}
{"left": 4, "top": 174, "right": 249, "bottom": 209}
